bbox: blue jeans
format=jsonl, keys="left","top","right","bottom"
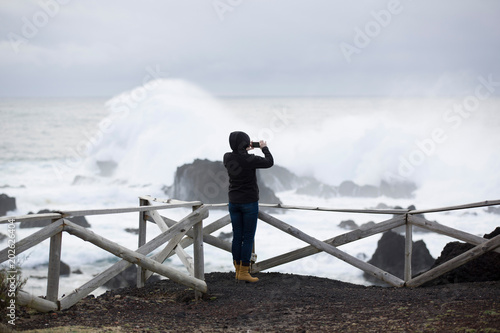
{"left": 229, "top": 201, "right": 258, "bottom": 265}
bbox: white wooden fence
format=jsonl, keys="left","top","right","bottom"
{"left": 1, "top": 197, "right": 499, "bottom": 312}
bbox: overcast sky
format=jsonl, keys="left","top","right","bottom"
{"left": 1, "top": 0, "right": 499, "bottom": 97}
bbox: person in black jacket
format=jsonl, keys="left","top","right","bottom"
{"left": 223, "top": 131, "right": 274, "bottom": 282}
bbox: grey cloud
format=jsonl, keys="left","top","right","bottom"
{"left": 1, "top": 0, "right": 499, "bottom": 97}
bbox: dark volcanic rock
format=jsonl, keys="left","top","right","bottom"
{"left": 125, "top": 228, "right": 140, "bottom": 235}
{"left": 259, "top": 165, "right": 338, "bottom": 197}
{"left": 66, "top": 216, "right": 91, "bottom": 228}
{"left": 359, "top": 184, "right": 379, "bottom": 197}
{"left": 486, "top": 206, "right": 500, "bottom": 215}
{"left": 164, "top": 159, "right": 417, "bottom": 202}
{"left": 422, "top": 227, "right": 500, "bottom": 286}
{"left": 20, "top": 209, "right": 91, "bottom": 228}
{"left": 0, "top": 193, "right": 16, "bottom": 216}
{"left": 257, "top": 164, "right": 302, "bottom": 192}
{"left": 167, "top": 159, "right": 281, "bottom": 204}
{"left": 379, "top": 180, "right": 417, "bottom": 199}
{"left": 364, "top": 231, "right": 435, "bottom": 284}
{"left": 338, "top": 220, "right": 358, "bottom": 230}
{"left": 60, "top": 261, "right": 71, "bottom": 277}
{"left": 338, "top": 181, "right": 360, "bottom": 197}
{"left": 485, "top": 228, "right": 500, "bottom": 239}
{"left": 217, "top": 231, "right": 233, "bottom": 242}
{"left": 360, "top": 221, "right": 376, "bottom": 230}
{"left": 337, "top": 180, "right": 416, "bottom": 198}
{"left": 294, "top": 178, "right": 338, "bottom": 197}
{"left": 338, "top": 220, "right": 376, "bottom": 231}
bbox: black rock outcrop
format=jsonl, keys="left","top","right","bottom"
{"left": 338, "top": 220, "right": 358, "bottom": 230}
{"left": 165, "top": 159, "right": 281, "bottom": 204}
{"left": 60, "top": 261, "right": 71, "bottom": 277}
{"left": 0, "top": 193, "right": 16, "bottom": 216}
{"left": 166, "top": 159, "right": 417, "bottom": 202}
{"left": 364, "top": 230, "right": 435, "bottom": 285}
{"left": 260, "top": 166, "right": 416, "bottom": 199}
{"left": 422, "top": 227, "right": 500, "bottom": 286}
{"left": 486, "top": 206, "right": 500, "bottom": 215}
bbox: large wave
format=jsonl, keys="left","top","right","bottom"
{"left": 81, "top": 79, "right": 500, "bottom": 205}
{"left": 81, "top": 79, "right": 244, "bottom": 186}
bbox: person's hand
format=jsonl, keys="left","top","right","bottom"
{"left": 259, "top": 140, "right": 267, "bottom": 149}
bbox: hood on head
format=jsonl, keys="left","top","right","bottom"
{"left": 229, "top": 131, "right": 250, "bottom": 153}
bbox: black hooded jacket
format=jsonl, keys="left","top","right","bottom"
{"left": 223, "top": 131, "right": 274, "bottom": 203}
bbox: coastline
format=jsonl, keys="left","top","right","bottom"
{"left": 8, "top": 272, "right": 500, "bottom": 332}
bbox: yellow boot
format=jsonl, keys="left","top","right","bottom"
{"left": 233, "top": 260, "right": 240, "bottom": 280}
{"left": 237, "top": 262, "right": 258, "bottom": 283}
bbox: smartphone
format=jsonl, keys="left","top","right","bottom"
{"left": 251, "top": 141, "right": 260, "bottom": 148}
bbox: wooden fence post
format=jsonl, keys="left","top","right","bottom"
{"left": 404, "top": 213, "right": 412, "bottom": 282}
{"left": 193, "top": 205, "right": 205, "bottom": 300}
{"left": 46, "top": 218, "right": 63, "bottom": 303}
{"left": 137, "top": 198, "right": 148, "bottom": 288}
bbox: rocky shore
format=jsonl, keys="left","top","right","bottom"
{"left": 7, "top": 272, "right": 500, "bottom": 332}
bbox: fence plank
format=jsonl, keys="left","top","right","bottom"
{"left": 139, "top": 195, "right": 202, "bottom": 207}
{"left": 145, "top": 234, "right": 230, "bottom": 280}
{"left": 258, "top": 211, "right": 405, "bottom": 287}
{"left": 0, "top": 220, "right": 64, "bottom": 263}
{"left": 180, "top": 233, "right": 232, "bottom": 253}
{"left": 409, "top": 199, "right": 500, "bottom": 214}
{"left": 53, "top": 201, "right": 204, "bottom": 218}
{"left": 155, "top": 214, "right": 232, "bottom": 253}
{"left": 148, "top": 208, "right": 170, "bottom": 232}
{"left": 145, "top": 226, "right": 192, "bottom": 280}
{"left": 63, "top": 221, "right": 207, "bottom": 293}
{"left": 253, "top": 215, "right": 405, "bottom": 272}
{"left": 259, "top": 203, "right": 407, "bottom": 215}
{"left": 148, "top": 208, "right": 195, "bottom": 274}
{"left": 406, "top": 234, "right": 500, "bottom": 287}
{"left": 144, "top": 197, "right": 194, "bottom": 276}
{"left": 17, "top": 290, "right": 59, "bottom": 312}
{"left": 408, "top": 215, "right": 500, "bottom": 254}
{"left": 0, "top": 213, "right": 62, "bottom": 224}
{"left": 59, "top": 256, "right": 132, "bottom": 310}
{"left": 198, "top": 214, "right": 231, "bottom": 236}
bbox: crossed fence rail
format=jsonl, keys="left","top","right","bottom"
{"left": 1, "top": 197, "right": 499, "bottom": 312}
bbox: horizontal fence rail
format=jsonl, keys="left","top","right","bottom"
{"left": 1, "top": 198, "right": 499, "bottom": 312}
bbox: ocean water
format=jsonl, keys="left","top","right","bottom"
{"left": 1, "top": 79, "right": 499, "bottom": 297}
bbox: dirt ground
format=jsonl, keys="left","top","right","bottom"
{"left": 6, "top": 272, "right": 500, "bottom": 332}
